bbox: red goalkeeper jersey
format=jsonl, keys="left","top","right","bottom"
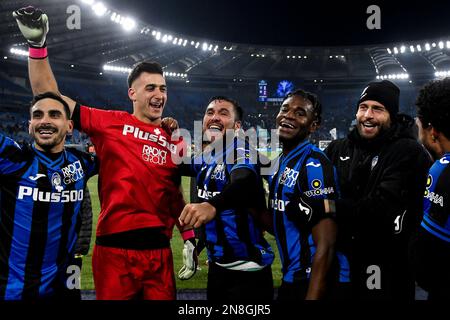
{"left": 73, "top": 105, "right": 185, "bottom": 237}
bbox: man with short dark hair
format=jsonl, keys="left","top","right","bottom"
{"left": 325, "top": 80, "right": 432, "bottom": 300}
{"left": 267, "top": 89, "right": 349, "bottom": 300}
{"left": 0, "top": 92, "right": 97, "bottom": 300}
{"left": 14, "top": 6, "right": 190, "bottom": 300}
{"left": 178, "top": 96, "right": 274, "bottom": 300}
{"left": 412, "top": 77, "right": 450, "bottom": 300}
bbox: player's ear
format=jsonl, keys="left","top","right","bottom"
{"left": 430, "top": 126, "right": 440, "bottom": 141}
{"left": 128, "top": 87, "right": 136, "bottom": 102}
{"left": 309, "top": 120, "right": 319, "bottom": 133}
{"left": 67, "top": 120, "right": 74, "bottom": 135}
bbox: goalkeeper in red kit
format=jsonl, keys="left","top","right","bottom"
{"left": 13, "top": 6, "right": 197, "bottom": 299}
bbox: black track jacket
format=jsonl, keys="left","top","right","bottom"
{"left": 325, "top": 114, "right": 432, "bottom": 299}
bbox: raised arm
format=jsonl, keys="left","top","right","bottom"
{"left": 13, "top": 6, "right": 76, "bottom": 114}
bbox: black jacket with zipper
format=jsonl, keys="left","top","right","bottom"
{"left": 325, "top": 114, "right": 432, "bottom": 299}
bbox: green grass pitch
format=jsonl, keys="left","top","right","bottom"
{"left": 81, "top": 175, "right": 283, "bottom": 290}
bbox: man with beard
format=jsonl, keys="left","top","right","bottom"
{"left": 0, "top": 92, "right": 97, "bottom": 300}
{"left": 412, "top": 78, "right": 450, "bottom": 300}
{"left": 14, "top": 6, "right": 190, "bottom": 300}
{"left": 325, "top": 80, "right": 432, "bottom": 300}
{"left": 266, "top": 89, "right": 349, "bottom": 300}
{"left": 178, "top": 96, "right": 274, "bottom": 300}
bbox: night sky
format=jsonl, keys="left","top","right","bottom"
{"left": 106, "top": 0, "right": 450, "bottom": 46}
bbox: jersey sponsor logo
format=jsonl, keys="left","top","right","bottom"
{"left": 51, "top": 172, "right": 64, "bottom": 192}
{"left": 142, "top": 144, "right": 167, "bottom": 165}
{"left": 311, "top": 179, "right": 322, "bottom": 189}
{"left": 279, "top": 167, "right": 299, "bottom": 188}
{"left": 29, "top": 174, "right": 46, "bottom": 181}
{"left": 424, "top": 174, "right": 444, "bottom": 207}
{"left": 425, "top": 174, "right": 432, "bottom": 188}
{"left": 304, "top": 179, "right": 334, "bottom": 197}
{"left": 197, "top": 188, "right": 220, "bottom": 200}
{"left": 270, "top": 198, "right": 288, "bottom": 212}
{"left": 61, "top": 160, "right": 85, "bottom": 185}
{"left": 340, "top": 156, "right": 350, "bottom": 161}
{"left": 306, "top": 161, "right": 321, "bottom": 168}
{"left": 425, "top": 191, "right": 444, "bottom": 207}
{"left": 122, "top": 124, "right": 177, "bottom": 153}
{"left": 17, "top": 186, "right": 84, "bottom": 203}
{"left": 210, "top": 164, "right": 225, "bottom": 181}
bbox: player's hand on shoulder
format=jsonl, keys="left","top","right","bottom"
{"left": 161, "top": 117, "right": 179, "bottom": 135}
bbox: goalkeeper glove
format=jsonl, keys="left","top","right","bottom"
{"left": 13, "top": 6, "right": 49, "bottom": 48}
{"left": 178, "top": 229, "right": 198, "bottom": 280}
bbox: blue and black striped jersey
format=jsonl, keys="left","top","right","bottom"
{"left": 421, "top": 153, "right": 450, "bottom": 243}
{"left": 0, "top": 133, "right": 97, "bottom": 300}
{"left": 269, "top": 140, "right": 350, "bottom": 283}
{"left": 189, "top": 136, "right": 274, "bottom": 268}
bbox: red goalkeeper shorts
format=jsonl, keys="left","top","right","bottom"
{"left": 92, "top": 245, "right": 176, "bottom": 300}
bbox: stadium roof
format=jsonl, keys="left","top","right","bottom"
{"left": 1, "top": 0, "right": 450, "bottom": 84}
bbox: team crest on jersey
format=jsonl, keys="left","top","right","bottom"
{"left": 51, "top": 172, "right": 64, "bottom": 192}
{"left": 279, "top": 167, "right": 299, "bottom": 188}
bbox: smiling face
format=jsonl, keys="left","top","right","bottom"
{"left": 276, "top": 95, "right": 318, "bottom": 152}
{"left": 356, "top": 100, "right": 391, "bottom": 139}
{"left": 29, "top": 98, "right": 73, "bottom": 153}
{"left": 128, "top": 72, "right": 167, "bottom": 125}
{"left": 202, "top": 99, "right": 241, "bottom": 142}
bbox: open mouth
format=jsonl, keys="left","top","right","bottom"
{"left": 37, "top": 127, "right": 57, "bottom": 137}
{"left": 361, "top": 121, "right": 378, "bottom": 130}
{"left": 279, "top": 121, "right": 296, "bottom": 130}
{"left": 207, "top": 123, "right": 223, "bottom": 132}
{"left": 362, "top": 121, "right": 376, "bottom": 128}
{"left": 149, "top": 101, "right": 163, "bottom": 109}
